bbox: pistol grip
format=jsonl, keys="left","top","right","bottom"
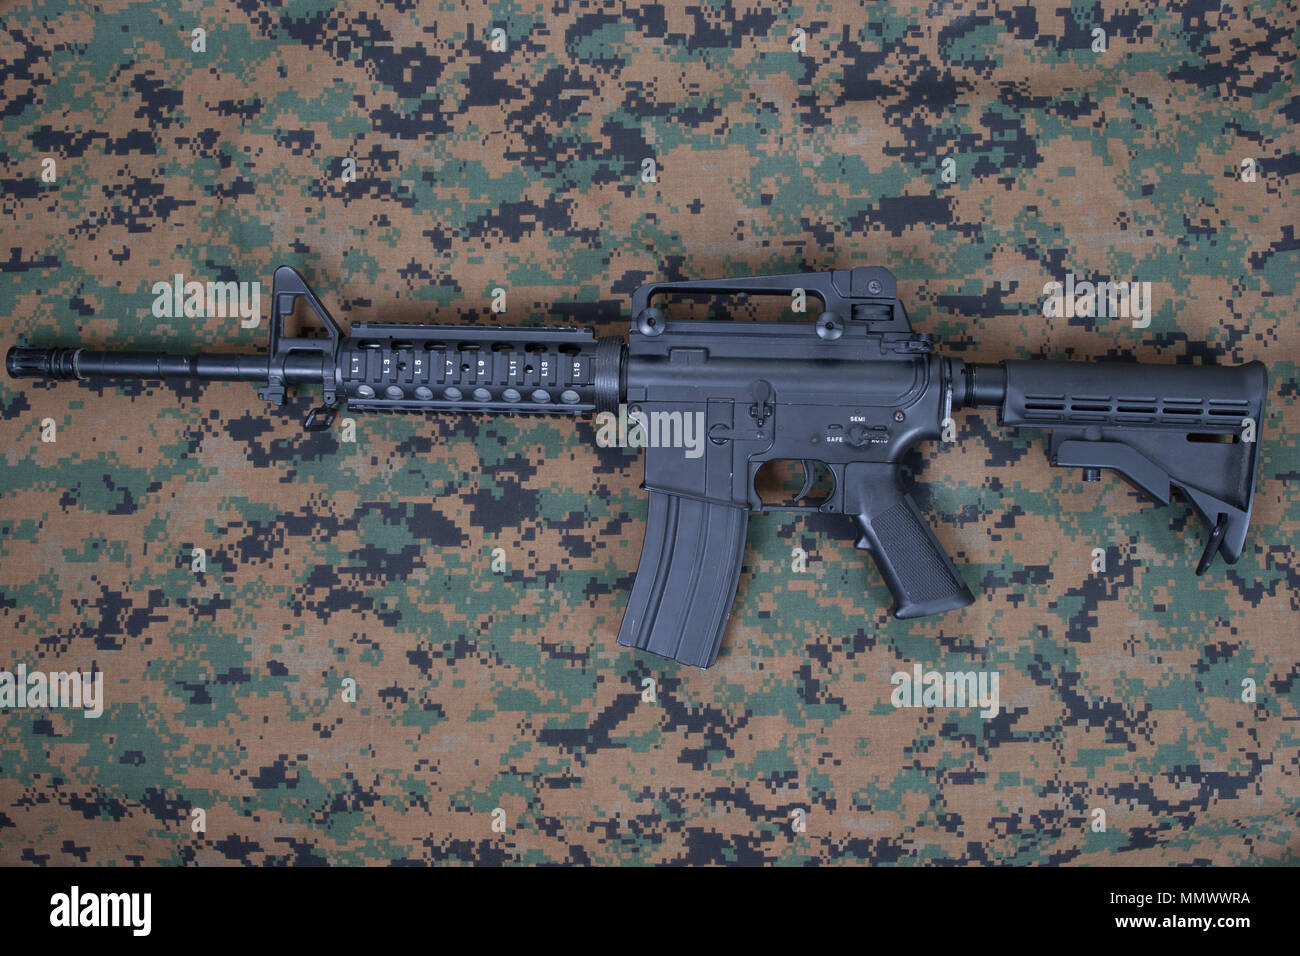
{"left": 847, "top": 463, "right": 974, "bottom": 619}
{"left": 617, "top": 491, "right": 749, "bottom": 668}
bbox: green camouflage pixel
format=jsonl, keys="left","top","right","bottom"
{"left": 0, "top": 0, "right": 1296, "bottom": 865}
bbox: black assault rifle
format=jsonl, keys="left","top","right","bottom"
{"left": 7, "top": 266, "right": 1267, "bottom": 667}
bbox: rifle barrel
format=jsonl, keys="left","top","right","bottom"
{"left": 5, "top": 346, "right": 325, "bottom": 384}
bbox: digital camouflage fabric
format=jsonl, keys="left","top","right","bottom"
{"left": 0, "top": 0, "right": 1296, "bottom": 866}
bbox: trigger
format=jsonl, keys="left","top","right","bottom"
{"left": 794, "top": 459, "right": 817, "bottom": 502}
